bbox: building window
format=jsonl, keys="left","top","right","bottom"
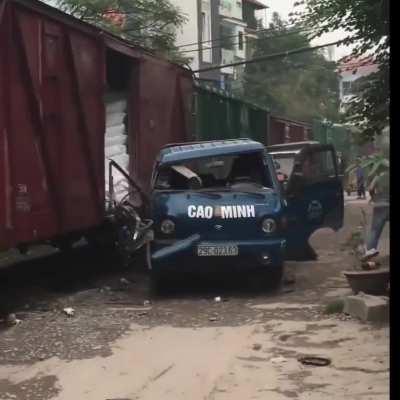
{"left": 221, "top": 25, "right": 235, "bottom": 50}
{"left": 201, "top": 12, "right": 207, "bottom": 42}
{"left": 201, "top": 12, "right": 212, "bottom": 43}
{"left": 342, "top": 81, "right": 353, "bottom": 96}
{"left": 238, "top": 31, "right": 244, "bottom": 50}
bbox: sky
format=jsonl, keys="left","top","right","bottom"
{"left": 258, "top": 0, "right": 354, "bottom": 61}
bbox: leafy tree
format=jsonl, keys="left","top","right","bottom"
{"left": 292, "top": 0, "right": 389, "bottom": 142}
{"left": 48, "top": 0, "right": 189, "bottom": 62}
{"left": 243, "top": 12, "right": 340, "bottom": 123}
{"left": 346, "top": 126, "right": 389, "bottom": 193}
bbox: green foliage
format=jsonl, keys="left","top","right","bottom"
{"left": 293, "top": 0, "right": 389, "bottom": 142}
{"left": 324, "top": 299, "right": 344, "bottom": 315}
{"left": 49, "top": 0, "right": 189, "bottom": 62}
{"left": 346, "top": 153, "right": 389, "bottom": 190}
{"left": 243, "top": 13, "right": 340, "bottom": 123}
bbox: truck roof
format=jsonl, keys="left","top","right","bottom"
{"left": 267, "top": 141, "right": 320, "bottom": 153}
{"left": 158, "top": 139, "right": 265, "bottom": 165}
{"left": 267, "top": 141, "right": 336, "bottom": 157}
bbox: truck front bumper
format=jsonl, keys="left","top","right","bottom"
{"left": 148, "top": 236, "right": 286, "bottom": 273}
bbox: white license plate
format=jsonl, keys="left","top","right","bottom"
{"left": 197, "top": 245, "right": 239, "bottom": 257}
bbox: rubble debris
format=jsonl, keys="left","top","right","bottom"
{"left": 283, "top": 270, "right": 296, "bottom": 285}
{"left": 143, "top": 300, "right": 151, "bottom": 306}
{"left": 282, "top": 287, "right": 295, "bottom": 294}
{"left": 138, "top": 311, "right": 148, "bottom": 317}
{"left": 361, "top": 261, "right": 380, "bottom": 271}
{"left": 120, "top": 277, "right": 131, "bottom": 285}
{"left": 6, "top": 314, "right": 22, "bottom": 326}
{"left": 252, "top": 343, "right": 262, "bottom": 351}
{"left": 209, "top": 317, "right": 218, "bottom": 322}
{"left": 343, "top": 293, "right": 389, "bottom": 322}
{"left": 100, "top": 286, "right": 112, "bottom": 293}
{"left": 214, "top": 296, "right": 222, "bottom": 303}
{"left": 271, "top": 356, "right": 287, "bottom": 364}
{"left": 298, "top": 356, "right": 331, "bottom": 367}
{"left": 63, "top": 307, "right": 75, "bottom": 317}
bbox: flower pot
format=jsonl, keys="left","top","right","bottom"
{"left": 343, "top": 269, "right": 390, "bottom": 296}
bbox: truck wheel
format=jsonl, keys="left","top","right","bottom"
{"left": 251, "top": 264, "right": 284, "bottom": 291}
{"left": 265, "top": 263, "right": 285, "bottom": 291}
{"left": 286, "top": 243, "right": 318, "bottom": 261}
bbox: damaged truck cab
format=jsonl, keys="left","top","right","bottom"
{"left": 147, "top": 139, "right": 287, "bottom": 289}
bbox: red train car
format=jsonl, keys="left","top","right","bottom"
{"left": 268, "top": 115, "right": 312, "bottom": 145}
{"left": 0, "top": 0, "right": 193, "bottom": 250}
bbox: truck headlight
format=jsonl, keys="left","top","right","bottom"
{"left": 160, "top": 219, "right": 175, "bottom": 235}
{"left": 262, "top": 218, "right": 276, "bottom": 234}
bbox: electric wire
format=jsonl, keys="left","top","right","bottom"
{"left": 179, "top": 27, "right": 316, "bottom": 55}
{"left": 193, "top": 39, "right": 345, "bottom": 73}
{"left": 175, "top": 22, "right": 311, "bottom": 49}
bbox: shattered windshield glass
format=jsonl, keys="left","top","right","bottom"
{"left": 155, "top": 152, "right": 272, "bottom": 191}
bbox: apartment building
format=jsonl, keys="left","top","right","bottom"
{"left": 171, "top": 0, "right": 267, "bottom": 88}
{"left": 338, "top": 56, "right": 379, "bottom": 114}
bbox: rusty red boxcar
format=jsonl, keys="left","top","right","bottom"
{"left": 0, "top": 0, "right": 193, "bottom": 250}
{"left": 268, "top": 116, "right": 312, "bottom": 146}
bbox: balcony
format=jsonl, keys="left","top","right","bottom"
{"left": 221, "top": 49, "right": 235, "bottom": 74}
{"left": 219, "top": 0, "right": 244, "bottom": 21}
{"left": 220, "top": 22, "right": 246, "bottom": 60}
{"left": 243, "top": 0, "right": 266, "bottom": 30}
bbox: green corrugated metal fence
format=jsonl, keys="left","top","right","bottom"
{"left": 193, "top": 81, "right": 269, "bottom": 144}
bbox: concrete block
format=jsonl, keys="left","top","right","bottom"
{"left": 343, "top": 293, "right": 389, "bottom": 322}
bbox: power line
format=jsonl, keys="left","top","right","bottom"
{"left": 175, "top": 23, "right": 308, "bottom": 49}
{"left": 179, "top": 27, "right": 315, "bottom": 55}
{"left": 193, "top": 40, "right": 345, "bottom": 73}
{"left": 194, "top": 61, "right": 340, "bottom": 88}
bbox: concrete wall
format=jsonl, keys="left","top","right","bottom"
{"left": 198, "top": 0, "right": 223, "bottom": 83}
{"left": 201, "top": 0, "right": 213, "bottom": 63}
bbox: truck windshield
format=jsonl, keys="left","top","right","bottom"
{"left": 155, "top": 152, "right": 272, "bottom": 191}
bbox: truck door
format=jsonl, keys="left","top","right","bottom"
{"left": 284, "top": 145, "right": 344, "bottom": 259}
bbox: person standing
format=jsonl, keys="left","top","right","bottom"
{"left": 362, "top": 170, "right": 389, "bottom": 260}
{"left": 356, "top": 160, "right": 366, "bottom": 199}
{"left": 362, "top": 129, "right": 390, "bottom": 261}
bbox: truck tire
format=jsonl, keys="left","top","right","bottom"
{"left": 286, "top": 242, "right": 318, "bottom": 261}
{"left": 250, "top": 263, "right": 284, "bottom": 291}
{"left": 264, "top": 263, "right": 285, "bottom": 291}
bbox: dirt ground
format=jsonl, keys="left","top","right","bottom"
{"left": 0, "top": 199, "right": 390, "bottom": 400}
